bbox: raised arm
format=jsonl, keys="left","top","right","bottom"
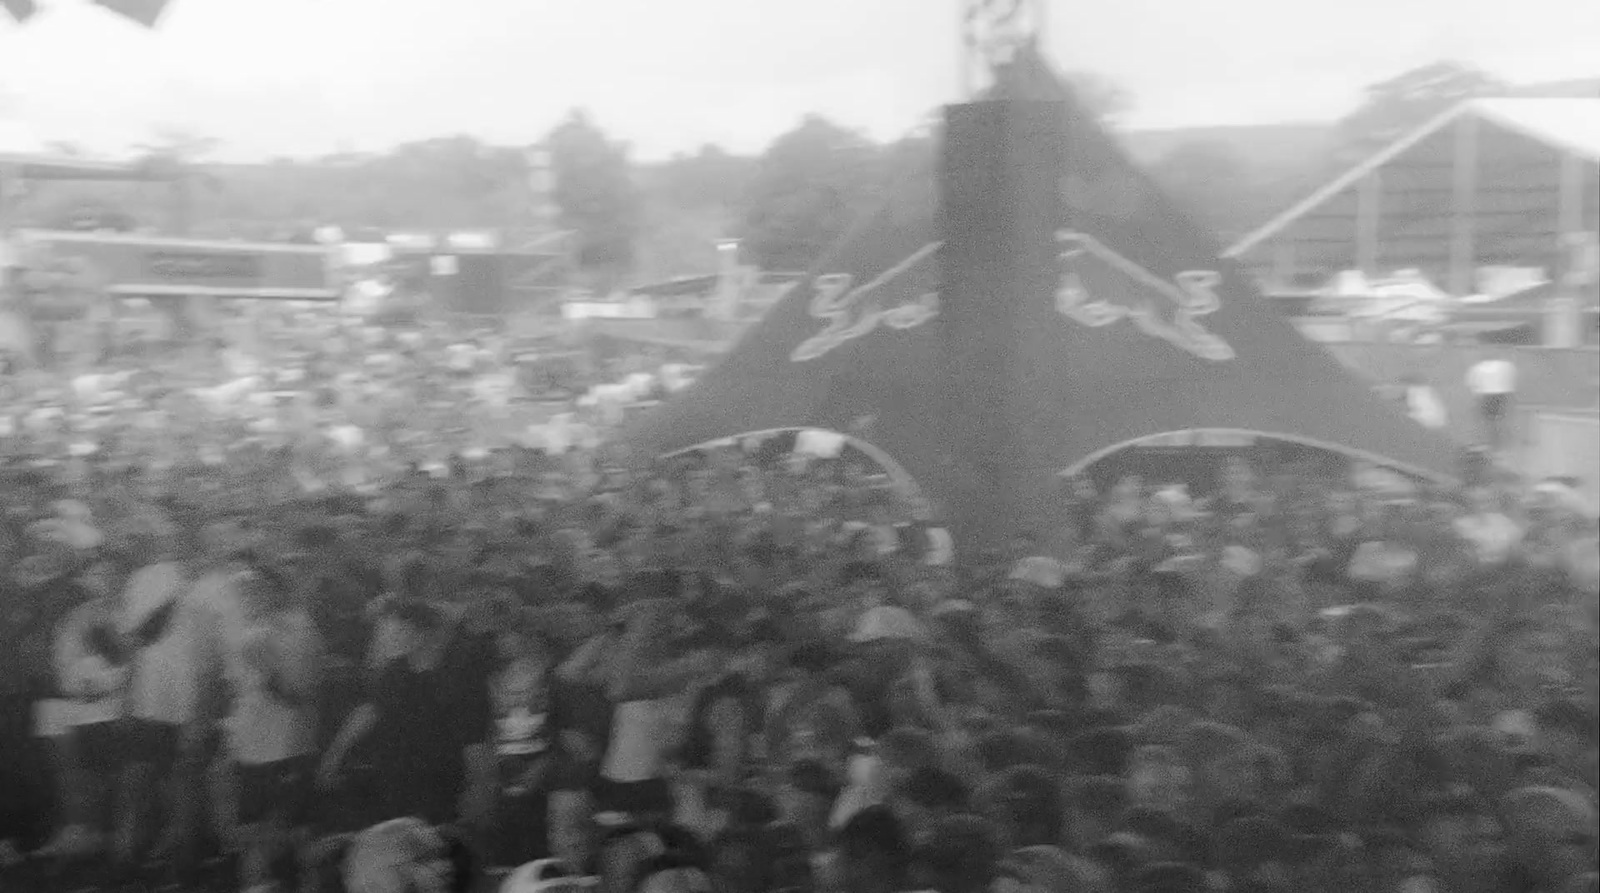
{"left": 55, "top": 604, "right": 123, "bottom": 699}
{"left": 53, "top": 606, "right": 91, "bottom": 696}
{"left": 626, "top": 647, "right": 725, "bottom": 702}
{"left": 557, "top": 630, "right": 613, "bottom": 684}
{"left": 317, "top": 703, "right": 377, "bottom": 791}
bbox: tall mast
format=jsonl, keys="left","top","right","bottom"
{"left": 960, "top": 0, "right": 1048, "bottom": 99}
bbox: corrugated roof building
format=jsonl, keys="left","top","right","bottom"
{"left": 1226, "top": 98, "right": 1600, "bottom": 298}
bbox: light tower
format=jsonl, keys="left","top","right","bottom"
{"left": 524, "top": 143, "right": 556, "bottom": 238}
{"left": 960, "top": 0, "right": 1048, "bottom": 99}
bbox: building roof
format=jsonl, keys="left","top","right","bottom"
{"left": 1225, "top": 97, "right": 1600, "bottom": 259}
{"left": 628, "top": 274, "right": 719, "bottom": 298}
{"left": 1470, "top": 98, "right": 1600, "bottom": 161}
{"left": 1507, "top": 78, "right": 1600, "bottom": 99}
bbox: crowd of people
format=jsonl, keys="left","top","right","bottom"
{"left": 1, "top": 314, "right": 1598, "bottom": 893}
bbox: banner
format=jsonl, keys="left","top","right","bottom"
{"left": 18, "top": 230, "right": 338, "bottom": 300}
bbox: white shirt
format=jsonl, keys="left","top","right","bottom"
{"left": 1465, "top": 359, "right": 1517, "bottom": 396}
{"left": 1348, "top": 540, "right": 1418, "bottom": 584}
{"left": 1406, "top": 385, "right": 1450, "bottom": 429}
{"left": 1454, "top": 512, "right": 1524, "bottom": 566}
{"left": 226, "top": 610, "right": 321, "bottom": 765}
{"left": 602, "top": 699, "right": 673, "bottom": 783}
{"left": 830, "top": 752, "right": 888, "bottom": 829}
{"left": 121, "top": 562, "right": 200, "bottom": 725}
{"left": 188, "top": 569, "right": 249, "bottom": 681}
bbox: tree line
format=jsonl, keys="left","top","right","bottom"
{"left": 20, "top": 61, "right": 1541, "bottom": 286}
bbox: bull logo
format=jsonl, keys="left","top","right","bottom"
{"left": 791, "top": 241, "right": 941, "bottom": 362}
{"left": 1054, "top": 230, "right": 1234, "bottom": 362}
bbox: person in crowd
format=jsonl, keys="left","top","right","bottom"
{"left": 47, "top": 550, "right": 136, "bottom": 868}
{"left": 487, "top": 610, "right": 554, "bottom": 866}
{"left": 226, "top": 565, "right": 323, "bottom": 893}
{"left": 834, "top": 806, "right": 912, "bottom": 893}
{"left": 340, "top": 817, "right": 478, "bottom": 893}
{"left": 911, "top": 814, "right": 1004, "bottom": 893}
{"left": 592, "top": 597, "right": 724, "bottom": 825}
{"left": 185, "top": 518, "right": 268, "bottom": 860}
{"left": 317, "top": 597, "right": 493, "bottom": 827}
{"left": 3, "top": 545, "right": 96, "bottom": 861}
{"left": 1464, "top": 351, "right": 1518, "bottom": 452}
{"left": 3, "top": 329, "right": 1600, "bottom": 893}
{"left": 1402, "top": 372, "right": 1451, "bottom": 432}
{"left": 116, "top": 516, "right": 202, "bottom": 877}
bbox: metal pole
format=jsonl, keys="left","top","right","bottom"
{"left": 1448, "top": 114, "right": 1479, "bottom": 297}
{"left": 960, "top": 0, "right": 972, "bottom": 100}
{"left": 1356, "top": 169, "right": 1381, "bottom": 276}
{"left": 0, "top": 163, "right": 15, "bottom": 231}
{"left": 1558, "top": 150, "right": 1583, "bottom": 244}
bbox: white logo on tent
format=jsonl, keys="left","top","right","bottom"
{"left": 1053, "top": 230, "right": 1235, "bottom": 362}
{"left": 791, "top": 242, "right": 942, "bottom": 362}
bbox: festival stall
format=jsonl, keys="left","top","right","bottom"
{"left": 15, "top": 229, "right": 338, "bottom": 301}
{"left": 6, "top": 229, "right": 340, "bottom": 361}
{"left": 383, "top": 232, "right": 572, "bottom": 324}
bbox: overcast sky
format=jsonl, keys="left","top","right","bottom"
{"left": 3, "top": 0, "right": 1597, "bottom": 162}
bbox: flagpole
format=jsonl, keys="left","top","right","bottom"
{"left": 959, "top": 0, "right": 972, "bottom": 101}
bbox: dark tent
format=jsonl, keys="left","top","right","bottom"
{"left": 624, "top": 47, "right": 1455, "bottom": 559}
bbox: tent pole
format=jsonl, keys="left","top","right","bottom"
{"left": 1268, "top": 240, "right": 1291, "bottom": 291}
{"left": 1558, "top": 150, "right": 1583, "bottom": 245}
{"left": 1356, "top": 168, "right": 1381, "bottom": 276}
{"left": 1448, "top": 114, "right": 1478, "bottom": 297}
{"left": 0, "top": 162, "right": 20, "bottom": 232}
{"left": 959, "top": 1, "right": 973, "bottom": 100}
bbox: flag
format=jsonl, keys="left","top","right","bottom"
{"left": 2, "top": 0, "right": 38, "bottom": 24}
{"left": 93, "top": 0, "right": 170, "bottom": 27}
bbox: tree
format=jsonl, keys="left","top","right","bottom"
{"left": 737, "top": 115, "right": 886, "bottom": 272}
{"left": 345, "top": 135, "right": 529, "bottom": 229}
{"left": 633, "top": 205, "right": 728, "bottom": 281}
{"left": 547, "top": 110, "right": 643, "bottom": 283}
{"left": 645, "top": 144, "right": 756, "bottom": 213}
{"left": 134, "top": 128, "right": 224, "bottom": 234}
{"left": 1150, "top": 140, "right": 1261, "bottom": 240}
{"left": 631, "top": 144, "right": 757, "bottom": 280}
{"left": 1337, "top": 60, "right": 1507, "bottom": 160}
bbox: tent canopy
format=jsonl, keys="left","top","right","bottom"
{"left": 625, "top": 46, "right": 1455, "bottom": 556}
